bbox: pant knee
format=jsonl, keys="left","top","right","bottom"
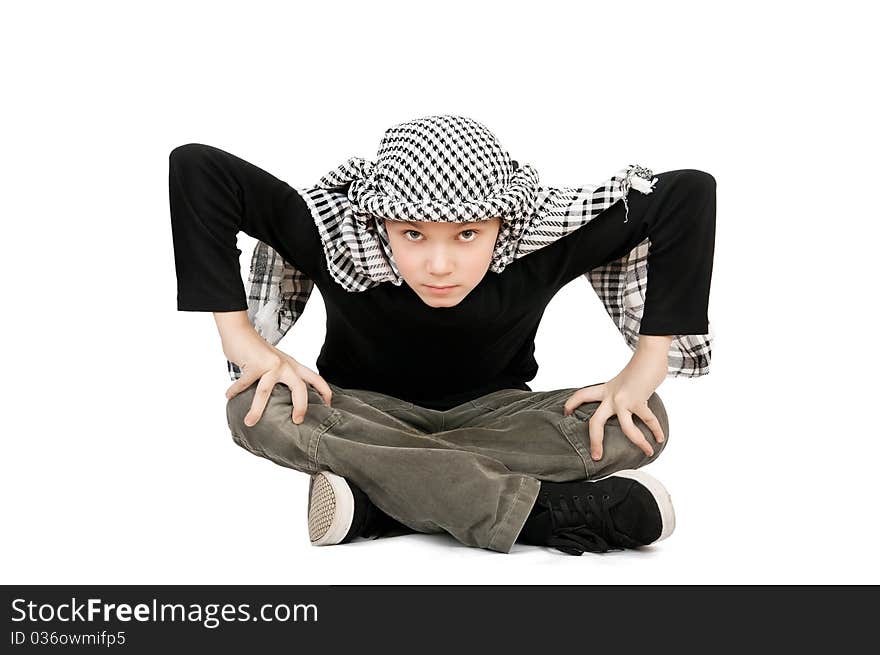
{"left": 225, "top": 383, "right": 305, "bottom": 467}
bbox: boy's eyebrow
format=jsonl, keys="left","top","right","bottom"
{"left": 397, "top": 220, "right": 488, "bottom": 227}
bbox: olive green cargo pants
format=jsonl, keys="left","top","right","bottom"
{"left": 226, "top": 381, "right": 669, "bottom": 553}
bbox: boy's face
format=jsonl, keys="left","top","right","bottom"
{"left": 386, "top": 217, "right": 502, "bottom": 307}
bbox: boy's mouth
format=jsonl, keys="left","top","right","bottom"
{"left": 424, "top": 284, "right": 459, "bottom": 293}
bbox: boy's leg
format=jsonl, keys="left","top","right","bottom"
{"left": 228, "top": 379, "right": 668, "bottom": 553}
{"left": 440, "top": 385, "right": 670, "bottom": 483}
{"left": 436, "top": 387, "right": 672, "bottom": 552}
{"left": 226, "top": 382, "right": 541, "bottom": 554}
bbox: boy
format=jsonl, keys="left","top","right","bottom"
{"left": 168, "top": 114, "right": 715, "bottom": 556}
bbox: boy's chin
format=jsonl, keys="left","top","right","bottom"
{"left": 415, "top": 287, "right": 470, "bottom": 308}
{"left": 422, "top": 298, "right": 462, "bottom": 308}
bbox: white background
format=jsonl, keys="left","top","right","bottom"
{"left": 2, "top": 0, "right": 877, "bottom": 584}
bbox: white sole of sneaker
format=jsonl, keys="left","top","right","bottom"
{"left": 599, "top": 469, "right": 676, "bottom": 543}
{"left": 308, "top": 471, "right": 355, "bottom": 546}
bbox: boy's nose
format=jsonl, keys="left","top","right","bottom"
{"left": 426, "top": 251, "right": 454, "bottom": 275}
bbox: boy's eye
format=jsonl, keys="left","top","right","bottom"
{"left": 402, "top": 229, "right": 479, "bottom": 241}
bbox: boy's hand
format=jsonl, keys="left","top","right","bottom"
{"left": 223, "top": 334, "right": 333, "bottom": 427}
{"left": 562, "top": 339, "right": 669, "bottom": 460}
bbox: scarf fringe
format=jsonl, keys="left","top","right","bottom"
{"left": 621, "top": 164, "right": 658, "bottom": 223}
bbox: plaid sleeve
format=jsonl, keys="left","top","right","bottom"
{"left": 226, "top": 241, "right": 315, "bottom": 381}
{"left": 586, "top": 238, "right": 713, "bottom": 377}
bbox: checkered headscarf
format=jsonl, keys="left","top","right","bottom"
{"left": 230, "top": 115, "right": 713, "bottom": 381}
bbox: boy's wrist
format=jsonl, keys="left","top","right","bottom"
{"left": 213, "top": 310, "right": 261, "bottom": 350}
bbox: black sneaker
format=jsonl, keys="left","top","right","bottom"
{"left": 517, "top": 469, "right": 676, "bottom": 555}
{"left": 307, "top": 471, "right": 414, "bottom": 546}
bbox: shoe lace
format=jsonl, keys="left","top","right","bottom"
{"left": 544, "top": 493, "right": 622, "bottom": 556}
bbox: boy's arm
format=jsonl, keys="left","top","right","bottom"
{"left": 168, "top": 143, "right": 323, "bottom": 313}
{"left": 563, "top": 334, "right": 674, "bottom": 461}
{"left": 212, "top": 309, "right": 333, "bottom": 426}
{"left": 214, "top": 310, "right": 256, "bottom": 353}
{"left": 168, "top": 144, "right": 332, "bottom": 422}
{"left": 213, "top": 310, "right": 281, "bottom": 381}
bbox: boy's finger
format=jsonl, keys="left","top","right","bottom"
{"left": 563, "top": 384, "right": 602, "bottom": 416}
{"left": 588, "top": 403, "right": 612, "bottom": 460}
{"left": 289, "top": 377, "right": 309, "bottom": 424}
{"left": 244, "top": 377, "right": 277, "bottom": 426}
{"left": 226, "top": 369, "right": 260, "bottom": 400}
{"left": 619, "top": 412, "right": 654, "bottom": 457}
{"left": 302, "top": 372, "right": 333, "bottom": 406}
{"left": 633, "top": 405, "right": 665, "bottom": 443}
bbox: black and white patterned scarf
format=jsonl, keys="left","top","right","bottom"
{"left": 230, "top": 115, "right": 713, "bottom": 381}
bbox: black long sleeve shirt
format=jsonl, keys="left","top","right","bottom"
{"left": 169, "top": 145, "right": 713, "bottom": 410}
